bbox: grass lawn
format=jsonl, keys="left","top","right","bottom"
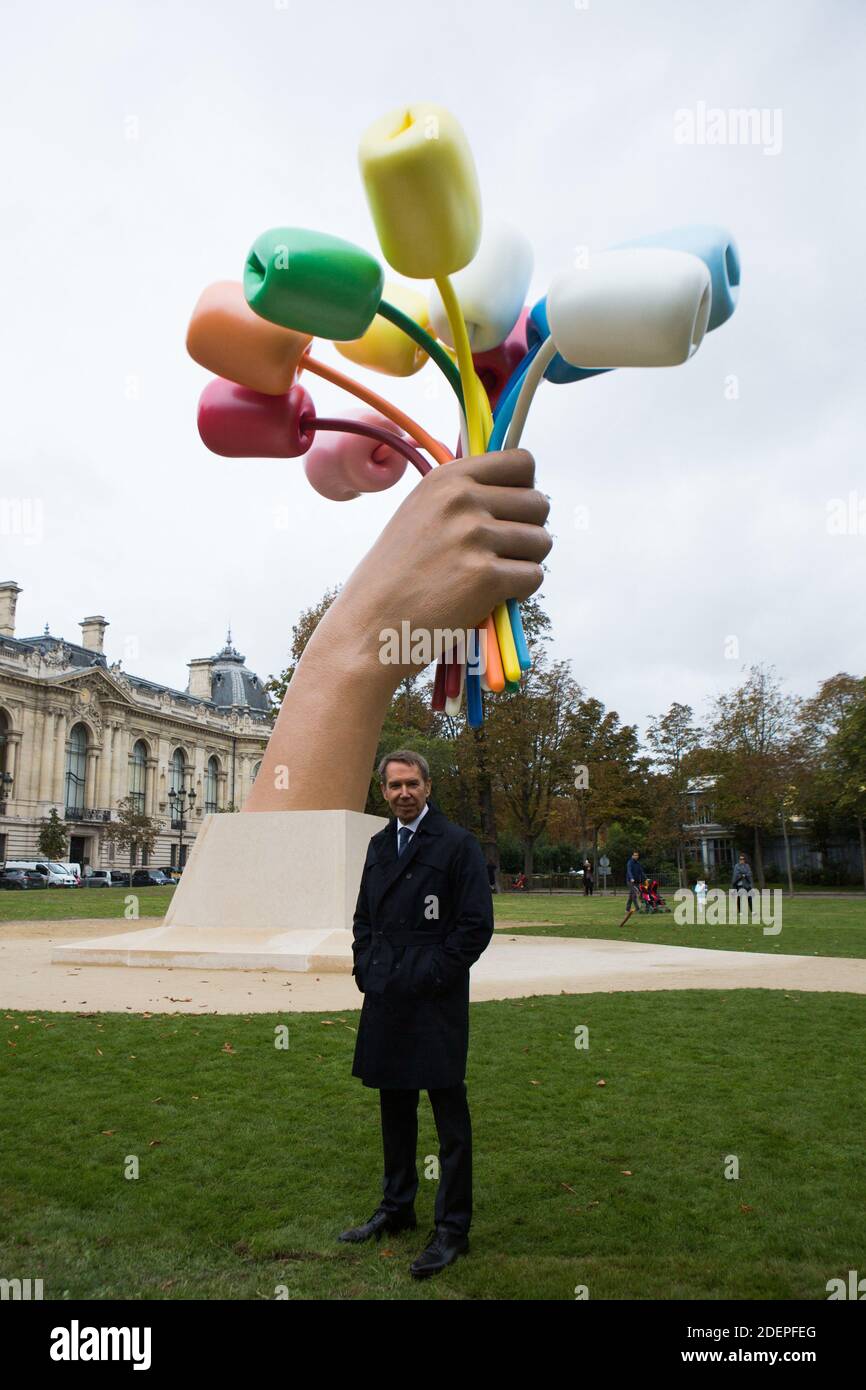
{"left": 0, "top": 885, "right": 174, "bottom": 921}
{"left": 5, "top": 889, "right": 866, "bottom": 960}
{"left": 494, "top": 892, "right": 866, "bottom": 959}
{"left": 3, "top": 989, "right": 864, "bottom": 1300}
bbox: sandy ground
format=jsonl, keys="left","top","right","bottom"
{"left": 1, "top": 917, "right": 865, "bottom": 1013}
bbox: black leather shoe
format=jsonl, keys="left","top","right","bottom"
{"left": 409, "top": 1225, "right": 469, "bottom": 1278}
{"left": 337, "top": 1206, "right": 417, "bottom": 1244}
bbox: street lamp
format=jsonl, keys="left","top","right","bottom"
{"left": 168, "top": 786, "right": 196, "bottom": 869}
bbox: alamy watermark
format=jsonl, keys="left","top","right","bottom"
{"left": 673, "top": 887, "right": 782, "bottom": 935}
{"left": 379, "top": 622, "right": 488, "bottom": 671}
{"left": 674, "top": 102, "right": 783, "bottom": 157}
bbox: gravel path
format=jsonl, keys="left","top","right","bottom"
{"left": 1, "top": 919, "right": 864, "bottom": 1014}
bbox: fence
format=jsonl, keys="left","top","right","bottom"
{"left": 502, "top": 870, "right": 679, "bottom": 894}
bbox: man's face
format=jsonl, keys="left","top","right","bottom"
{"left": 381, "top": 762, "right": 431, "bottom": 822}
{"left": 632, "top": 852, "right": 639, "bottom": 860}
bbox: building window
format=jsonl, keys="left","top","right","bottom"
{"left": 205, "top": 756, "right": 219, "bottom": 813}
{"left": 170, "top": 748, "right": 186, "bottom": 794}
{"left": 65, "top": 723, "right": 88, "bottom": 812}
{"left": 251, "top": 760, "right": 261, "bottom": 783}
{"left": 130, "top": 740, "right": 147, "bottom": 814}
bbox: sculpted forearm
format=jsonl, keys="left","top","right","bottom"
{"left": 242, "top": 603, "right": 397, "bottom": 813}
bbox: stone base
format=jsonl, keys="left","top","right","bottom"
{"left": 52, "top": 809, "right": 387, "bottom": 972}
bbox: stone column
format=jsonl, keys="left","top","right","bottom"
{"left": 51, "top": 712, "right": 69, "bottom": 806}
{"left": 4, "top": 733, "right": 20, "bottom": 796}
{"left": 146, "top": 757, "right": 158, "bottom": 816}
{"left": 37, "top": 708, "right": 58, "bottom": 802}
{"left": 110, "top": 724, "right": 128, "bottom": 806}
{"left": 84, "top": 747, "right": 99, "bottom": 809}
{"left": 97, "top": 722, "right": 114, "bottom": 808}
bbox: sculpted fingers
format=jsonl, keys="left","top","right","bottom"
{"left": 470, "top": 517, "right": 553, "bottom": 564}
{"left": 485, "top": 555, "right": 547, "bottom": 604}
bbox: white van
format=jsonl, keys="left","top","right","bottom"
{"left": 4, "top": 860, "right": 77, "bottom": 888}
{"left": 57, "top": 862, "right": 82, "bottom": 885}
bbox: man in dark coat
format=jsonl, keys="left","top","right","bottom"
{"left": 337, "top": 748, "right": 494, "bottom": 1279}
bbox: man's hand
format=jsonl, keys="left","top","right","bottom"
{"left": 333, "top": 448, "right": 552, "bottom": 683}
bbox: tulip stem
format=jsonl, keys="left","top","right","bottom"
{"left": 434, "top": 275, "right": 486, "bottom": 456}
{"left": 301, "top": 355, "right": 453, "bottom": 465}
{"left": 377, "top": 299, "right": 465, "bottom": 409}
{"left": 503, "top": 337, "right": 558, "bottom": 451}
{"left": 312, "top": 418, "right": 432, "bottom": 477}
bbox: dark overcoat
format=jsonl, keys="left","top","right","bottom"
{"left": 350, "top": 799, "right": 494, "bottom": 1089}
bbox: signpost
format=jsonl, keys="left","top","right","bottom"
{"left": 599, "top": 855, "right": 611, "bottom": 893}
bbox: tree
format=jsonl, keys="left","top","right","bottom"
{"left": 485, "top": 642, "right": 584, "bottom": 876}
{"left": 550, "top": 696, "right": 648, "bottom": 876}
{"left": 264, "top": 586, "right": 341, "bottom": 709}
{"left": 37, "top": 808, "right": 68, "bottom": 861}
{"left": 645, "top": 702, "right": 700, "bottom": 886}
{"left": 451, "top": 594, "right": 555, "bottom": 887}
{"left": 794, "top": 673, "right": 863, "bottom": 880}
{"left": 828, "top": 679, "right": 866, "bottom": 891}
{"left": 704, "top": 665, "right": 799, "bottom": 889}
{"left": 102, "top": 797, "right": 161, "bottom": 888}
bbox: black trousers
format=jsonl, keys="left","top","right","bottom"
{"left": 378, "top": 1083, "right": 472, "bottom": 1236}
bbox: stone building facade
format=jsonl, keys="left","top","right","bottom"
{"left": 0, "top": 581, "right": 273, "bottom": 870}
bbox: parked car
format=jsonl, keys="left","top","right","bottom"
{"left": 57, "top": 861, "right": 82, "bottom": 885}
{"left": 155, "top": 866, "right": 183, "bottom": 881}
{"left": 1, "top": 867, "right": 47, "bottom": 890}
{"left": 130, "top": 870, "right": 174, "bottom": 887}
{"left": 84, "top": 869, "right": 114, "bottom": 888}
{"left": 4, "top": 860, "right": 77, "bottom": 888}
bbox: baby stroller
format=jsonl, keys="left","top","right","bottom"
{"left": 647, "top": 879, "right": 669, "bottom": 912}
{"left": 639, "top": 878, "right": 668, "bottom": 913}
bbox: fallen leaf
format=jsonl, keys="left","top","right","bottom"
{"left": 101, "top": 1130, "right": 115, "bottom": 1137}
{"left": 596, "top": 1079, "right": 606, "bottom": 1087}
{"left": 148, "top": 1139, "right": 162, "bottom": 1147}
{"left": 221, "top": 1043, "right": 235, "bottom": 1054}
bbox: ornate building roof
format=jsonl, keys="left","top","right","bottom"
{"left": 207, "top": 629, "right": 272, "bottom": 715}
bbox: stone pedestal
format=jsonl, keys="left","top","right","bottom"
{"left": 52, "top": 809, "right": 387, "bottom": 972}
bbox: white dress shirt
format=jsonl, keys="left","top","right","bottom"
{"left": 396, "top": 800, "right": 429, "bottom": 851}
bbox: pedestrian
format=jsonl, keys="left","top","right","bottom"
{"left": 731, "top": 853, "right": 754, "bottom": 906}
{"left": 625, "top": 849, "right": 643, "bottom": 913}
{"left": 582, "top": 859, "right": 594, "bottom": 896}
{"left": 341, "top": 749, "right": 494, "bottom": 1280}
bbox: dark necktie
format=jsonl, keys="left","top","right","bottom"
{"left": 398, "top": 826, "right": 413, "bottom": 857}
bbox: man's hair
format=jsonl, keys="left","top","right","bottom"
{"left": 378, "top": 749, "right": 431, "bottom": 785}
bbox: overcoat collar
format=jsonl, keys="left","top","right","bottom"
{"left": 373, "top": 797, "right": 446, "bottom": 895}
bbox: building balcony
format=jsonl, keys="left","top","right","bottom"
{"left": 65, "top": 806, "right": 112, "bottom": 822}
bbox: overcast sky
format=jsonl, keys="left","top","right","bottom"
{"left": 1, "top": 0, "right": 864, "bottom": 739}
